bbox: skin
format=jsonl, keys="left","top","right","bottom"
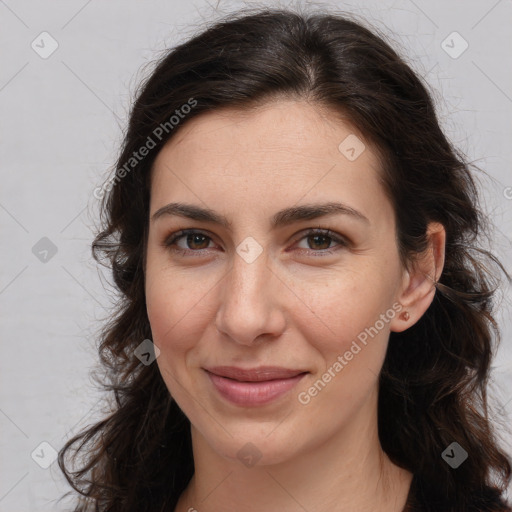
{"left": 144, "top": 99, "right": 446, "bottom": 512}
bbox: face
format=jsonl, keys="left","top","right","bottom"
{"left": 145, "top": 99, "right": 408, "bottom": 465}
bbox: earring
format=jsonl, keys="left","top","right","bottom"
{"left": 400, "top": 311, "right": 410, "bottom": 321}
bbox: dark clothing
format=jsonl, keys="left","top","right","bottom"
{"left": 402, "top": 474, "right": 512, "bottom": 512}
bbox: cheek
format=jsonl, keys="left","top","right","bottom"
{"left": 146, "top": 278, "right": 202, "bottom": 399}
{"left": 291, "top": 267, "right": 398, "bottom": 407}
{"left": 291, "top": 266, "right": 397, "bottom": 345}
{"left": 145, "top": 265, "right": 221, "bottom": 378}
{"left": 146, "top": 270, "right": 196, "bottom": 353}
{"left": 294, "top": 281, "right": 395, "bottom": 416}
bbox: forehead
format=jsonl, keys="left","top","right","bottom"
{"left": 159, "top": 99, "right": 370, "bottom": 163}
{"left": 149, "top": 100, "right": 392, "bottom": 228}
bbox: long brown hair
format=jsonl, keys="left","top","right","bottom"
{"left": 58, "top": 6, "right": 512, "bottom": 511}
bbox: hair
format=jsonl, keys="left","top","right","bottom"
{"left": 58, "top": 6, "right": 512, "bottom": 512}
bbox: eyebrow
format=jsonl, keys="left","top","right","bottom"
{"left": 151, "top": 201, "right": 370, "bottom": 229}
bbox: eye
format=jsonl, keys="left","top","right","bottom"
{"left": 162, "top": 229, "right": 217, "bottom": 256}
{"left": 292, "top": 228, "right": 349, "bottom": 256}
{"left": 162, "top": 228, "right": 349, "bottom": 257}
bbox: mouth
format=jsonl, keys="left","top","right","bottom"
{"left": 203, "top": 366, "right": 309, "bottom": 406}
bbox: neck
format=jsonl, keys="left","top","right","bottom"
{"left": 175, "top": 395, "right": 413, "bottom": 512}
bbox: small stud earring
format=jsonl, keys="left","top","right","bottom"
{"left": 400, "top": 311, "right": 410, "bottom": 321}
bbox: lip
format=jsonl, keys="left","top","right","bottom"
{"left": 204, "top": 366, "right": 308, "bottom": 406}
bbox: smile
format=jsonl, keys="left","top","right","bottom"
{"left": 204, "top": 366, "right": 308, "bottom": 406}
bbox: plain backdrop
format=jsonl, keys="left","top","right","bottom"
{"left": 1, "top": 0, "right": 511, "bottom": 510}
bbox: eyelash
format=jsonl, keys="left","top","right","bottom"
{"left": 162, "top": 228, "right": 349, "bottom": 257}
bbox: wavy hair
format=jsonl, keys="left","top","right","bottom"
{"left": 58, "top": 6, "right": 512, "bottom": 511}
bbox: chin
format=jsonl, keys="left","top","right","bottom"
{"left": 195, "top": 422, "right": 304, "bottom": 467}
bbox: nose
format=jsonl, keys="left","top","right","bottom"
{"left": 214, "top": 247, "right": 287, "bottom": 346}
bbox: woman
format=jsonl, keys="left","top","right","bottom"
{"left": 58, "top": 6, "right": 512, "bottom": 512}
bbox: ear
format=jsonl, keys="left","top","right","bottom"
{"left": 390, "top": 222, "right": 446, "bottom": 333}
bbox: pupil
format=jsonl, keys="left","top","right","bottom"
{"left": 188, "top": 234, "right": 207, "bottom": 249}
{"left": 310, "top": 235, "right": 330, "bottom": 250}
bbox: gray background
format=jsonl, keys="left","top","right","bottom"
{"left": 1, "top": 0, "right": 511, "bottom": 510}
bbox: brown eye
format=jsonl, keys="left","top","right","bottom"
{"left": 294, "top": 229, "right": 348, "bottom": 256}
{"left": 163, "top": 229, "right": 216, "bottom": 255}
{"left": 183, "top": 232, "right": 211, "bottom": 250}
{"left": 306, "top": 233, "right": 332, "bottom": 250}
